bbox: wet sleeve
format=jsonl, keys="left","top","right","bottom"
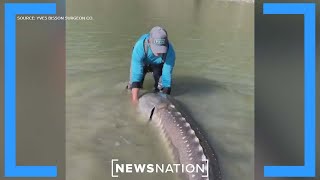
{"left": 131, "top": 41, "right": 145, "bottom": 88}
{"left": 161, "top": 44, "right": 176, "bottom": 88}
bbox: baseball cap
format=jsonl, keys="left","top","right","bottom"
{"left": 149, "top": 26, "right": 168, "bottom": 54}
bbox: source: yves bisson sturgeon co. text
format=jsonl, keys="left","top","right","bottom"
{"left": 17, "top": 16, "right": 94, "bottom": 21}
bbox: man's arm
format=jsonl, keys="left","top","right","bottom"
{"left": 130, "top": 40, "right": 145, "bottom": 102}
{"left": 161, "top": 45, "right": 176, "bottom": 94}
{"left": 131, "top": 88, "right": 139, "bottom": 103}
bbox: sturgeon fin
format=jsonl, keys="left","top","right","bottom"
{"left": 149, "top": 107, "right": 155, "bottom": 121}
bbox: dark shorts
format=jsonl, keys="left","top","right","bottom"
{"left": 127, "top": 62, "right": 171, "bottom": 94}
{"left": 131, "top": 63, "right": 163, "bottom": 89}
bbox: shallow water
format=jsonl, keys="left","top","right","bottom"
{"left": 66, "top": 0, "right": 254, "bottom": 179}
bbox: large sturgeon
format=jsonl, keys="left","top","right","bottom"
{"left": 138, "top": 92, "right": 222, "bottom": 180}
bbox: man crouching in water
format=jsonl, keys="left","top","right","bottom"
{"left": 126, "top": 26, "right": 176, "bottom": 105}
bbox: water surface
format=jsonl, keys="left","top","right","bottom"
{"left": 66, "top": 0, "right": 254, "bottom": 179}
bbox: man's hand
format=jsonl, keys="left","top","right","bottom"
{"left": 162, "top": 87, "right": 171, "bottom": 95}
{"left": 131, "top": 88, "right": 140, "bottom": 106}
{"left": 131, "top": 99, "right": 139, "bottom": 106}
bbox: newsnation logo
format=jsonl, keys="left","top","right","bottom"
{"left": 111, "top": 159, "right": 209, "bottom": 178}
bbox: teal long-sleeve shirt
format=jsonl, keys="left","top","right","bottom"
{"left": 131, "top": 34, "right": 176, "bottom": 88}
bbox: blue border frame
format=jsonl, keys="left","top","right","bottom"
{"left": 263, "top": 3, "right": 316, "bottom": 177}
{"left": 4, "top": 3, "right": 57, "bottom": 177}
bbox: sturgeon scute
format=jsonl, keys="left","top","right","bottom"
{"left": 138, "top": 93, "right": 222, "bottom": 180}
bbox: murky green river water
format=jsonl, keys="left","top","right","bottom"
{"left": 66, "top": 0, "right": 254, "bottom": 179}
